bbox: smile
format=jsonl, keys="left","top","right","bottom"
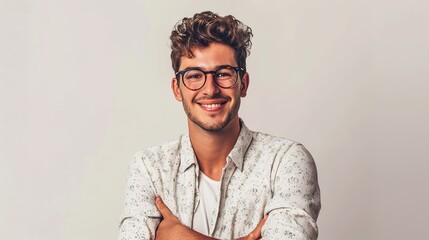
{"left": 202, "top": 103, "right": 222, "bottom": 109}
{"left": 197, "top": 101, "right": 227, "bottom": 111}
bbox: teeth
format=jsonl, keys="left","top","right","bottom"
{"left": 202, "top": 103, "right": 222, "bottom": 109}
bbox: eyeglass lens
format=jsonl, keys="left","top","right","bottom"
{"left": 183, "top": 68, "right": 238, "bottom": 90}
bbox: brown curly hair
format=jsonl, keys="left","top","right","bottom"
{"left": 170, "top": 11, "right": 253, "bottom": 73}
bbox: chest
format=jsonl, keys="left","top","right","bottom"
{"left": 162, "top": 164, "right": 272, "bottom": 238}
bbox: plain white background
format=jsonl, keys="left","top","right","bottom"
{"left": 1, "top": 0, "right": 428, "bottom": 239}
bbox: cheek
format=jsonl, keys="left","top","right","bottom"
{"left": 232, "top": 88, "right": 243, "bottom": 100}
{"left": 181, "top": 91, "right": 197, "bottom": 104}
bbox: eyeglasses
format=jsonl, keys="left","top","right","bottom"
{"left": 175, "top": 66, "right": 244, "bottom": 91}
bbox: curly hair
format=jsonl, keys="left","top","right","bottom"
{"left": 170, "top": 11, "right": 253, "bottom": 73}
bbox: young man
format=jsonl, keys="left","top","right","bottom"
{"left": 118, "top": 11, "right": 321, "bottom": 240}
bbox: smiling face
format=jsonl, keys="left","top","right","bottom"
{"left": 172, "top": 42, "right": 249, "bottom": 132}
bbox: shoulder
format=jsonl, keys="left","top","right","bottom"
{"left": 249, "top": 130, "right": 315, "bottom": 168}
{"left": 250, "top": 130, "right": 300, "bottom": 152}
{"left": 249, "top": 130, "right": 319, "bottom": 188}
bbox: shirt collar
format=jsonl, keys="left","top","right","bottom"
{"left": 179, "top": 133, "right": 198, "bottom": 173}
{"left": 227, "top": 119, "right": 253, "bottom": 171}
{"left": 179, "top": 119, "right": 253, "bottom": 173}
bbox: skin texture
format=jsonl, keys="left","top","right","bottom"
{"left": 172, "top": 42, "right": 249, "bottom": 133}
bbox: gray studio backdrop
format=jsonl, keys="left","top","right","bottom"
{"left": 1, "top": 0, "right": 428, "bottom": 240}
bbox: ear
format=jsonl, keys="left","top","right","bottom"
{"left": 239, "top": 72, "right": 250, "bottom": 97}
{"left": 172, "top": 77, "right": 183, "bottom": 102}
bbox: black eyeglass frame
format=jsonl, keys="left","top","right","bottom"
{"left": 175, "top": 66, "right": 245, "bottom": 91}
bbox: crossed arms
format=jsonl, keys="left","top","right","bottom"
{"left": 118, "top": 143, "right": 320, "bottom": 239}
{"left": 154, "top": 196, "right": 267, "bottom": 240}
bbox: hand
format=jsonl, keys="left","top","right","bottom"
{"left": 155, "top": 197, "right": 214, "bottom": 240}
{"left": 155, "top": 197, "right": 189, "bottom": 240}
{"left": 155, "top": 196, "right": 267, "bottom": 240}
{"left": 236, "top": 215, "right": 268, "bottom": 240}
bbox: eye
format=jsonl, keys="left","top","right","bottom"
{"left": 184, "top": 70, "right": 204, "bottom": 81}
{"left": 217, "top": 72, "right": 232, "bottom": 77}
{"left": 215, "top": 68, "right": 235, "bottom": 80}
{"left": 187, "top": 74, "right": 203, "bottom": 79}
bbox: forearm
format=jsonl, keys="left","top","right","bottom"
{"left": 155, "top": 197, "right": 218, "bottom": 240}
{"left": 168, "top": 226, "right": 217, "bottom": 240}
{"left": 169, "top": 226, "right": 260, "bottom": 240}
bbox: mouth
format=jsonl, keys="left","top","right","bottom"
{"left": 196, "top": 99, "right": 227, "bottom": 112}
{"left": 201, "top": 103, "right": 223, "bottom": 110}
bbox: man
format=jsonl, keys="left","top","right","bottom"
{"left": 118, "top": 11, "right": 320, "bottom": 240}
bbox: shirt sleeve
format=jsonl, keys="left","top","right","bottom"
{"left": 118, "top": 151, "right": 161, "bottom": 240}
{"left": 263, "top": 143, "right": 321, "bottom": 240}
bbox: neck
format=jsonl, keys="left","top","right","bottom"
{"left": 188, "top": 117, "right": 241, "bottom": 181}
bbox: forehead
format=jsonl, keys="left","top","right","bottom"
{"left": 179, "top": 42, "right": 237, "bottom": 70}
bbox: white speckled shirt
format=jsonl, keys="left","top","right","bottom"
{"left": 118, "top": 121, "right": 321, "bottom": 240}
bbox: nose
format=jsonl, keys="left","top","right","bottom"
{"left": 202, "top": 73, "right": 220, "bottom": 96}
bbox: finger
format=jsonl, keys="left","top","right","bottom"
{"left": 155, "top": 197, "right": 174, "bottom": 219}
{"left": 250, "top": 215, "right": 268, "bottom": 239}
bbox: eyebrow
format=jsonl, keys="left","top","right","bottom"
{"left": 180, "top": 64, "right": 236, "bottom": 72}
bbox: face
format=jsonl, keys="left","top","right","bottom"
{"left": 172, "top": 42, "right": 249, "bottom": 132}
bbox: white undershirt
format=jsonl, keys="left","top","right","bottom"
{"left": 192, "top": 171, "right": 221, "bottom": 236}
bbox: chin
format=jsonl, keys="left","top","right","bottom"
{"left": 190, "top": 113, "right": 239, "bottom": 132}
{"left": 192, "top": 119, "right": 229, "bottom": 132}
{"left": 201, "top": 122, "right": 229, "bottom": 132}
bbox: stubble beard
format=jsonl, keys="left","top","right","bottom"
{"left": 182, "top": 97, "right": 241, "bottom": 132}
